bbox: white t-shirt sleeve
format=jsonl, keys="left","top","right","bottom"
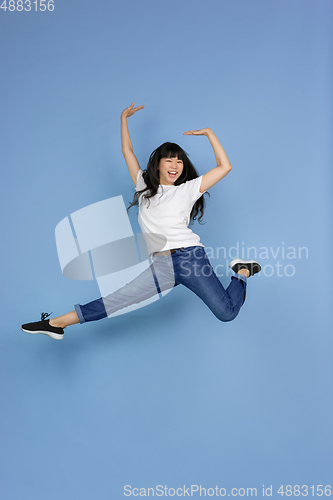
{"left": 185, "top": 175, "right": 206, "bottom": 204}
{"left": 135, "top": 169, "right": 146, "bottom": 191}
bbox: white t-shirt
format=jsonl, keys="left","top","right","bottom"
{"left": 135, "top": 169, "right": 207, "bottom": 255}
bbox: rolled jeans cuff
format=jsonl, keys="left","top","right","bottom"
{"left": 74, "top": 304, "right": 85, "bottom": 324}
{"left": 232, "top": 272, "right": 247, "bottom": 284}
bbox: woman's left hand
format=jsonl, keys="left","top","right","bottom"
{"left": 183, "top": 128, "right": 212, "bottom": 136}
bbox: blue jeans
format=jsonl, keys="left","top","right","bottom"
{"left": 74, "top": 246, "right": 247, "bottom": 324}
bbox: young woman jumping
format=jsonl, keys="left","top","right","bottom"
{"left": 21, "top": 102, "right": 261, "bottom": 340}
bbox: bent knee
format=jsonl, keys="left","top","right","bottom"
{"left": 215, "top": 311, "right": 238, "bottom": 323}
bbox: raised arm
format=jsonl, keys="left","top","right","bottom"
{"left": 183, "top": 127, "right": 232, "bottom": 193}
{"left": 121, "top": 102, "right": 144, "bottom": 186}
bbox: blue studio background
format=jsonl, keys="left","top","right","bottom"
{"left": 1, "top": 0, "right": 332, "bottom": 499}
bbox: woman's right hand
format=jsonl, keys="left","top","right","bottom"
{"left": 121, "top": 102, "right": 144, "bottom": 119}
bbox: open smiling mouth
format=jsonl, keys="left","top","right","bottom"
{"left": 168, "top": 171, "right": 178, "bottom": 178}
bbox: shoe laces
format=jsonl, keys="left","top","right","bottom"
{"left": 40, "top": 311, "right": 53, "bottom": 321}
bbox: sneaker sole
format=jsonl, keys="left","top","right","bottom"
{"left": 21, "top": 326, "right": 63, "bottom": 340}
{"left": 229, "top": 259, "right": 261, "bottom": 276}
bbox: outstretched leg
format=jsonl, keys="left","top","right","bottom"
{"left": 22, "top": 255, "right": 177, "bottom": 338}
{"left": 73, "top": 255, "right": 176, "bottom": 324}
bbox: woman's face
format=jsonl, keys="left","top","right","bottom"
{"left": 158, "top": 156, "right": 184, "bottom": 185}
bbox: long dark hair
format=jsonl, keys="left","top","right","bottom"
{"left": 127, "top": 142, "right": 209, "bottom": 224}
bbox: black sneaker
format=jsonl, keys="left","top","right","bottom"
{"left": 229, "top": 258, "right": 261, "bottom": 277}
{"left": 21, "top": 312, "right": 64, "bottom": 340}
